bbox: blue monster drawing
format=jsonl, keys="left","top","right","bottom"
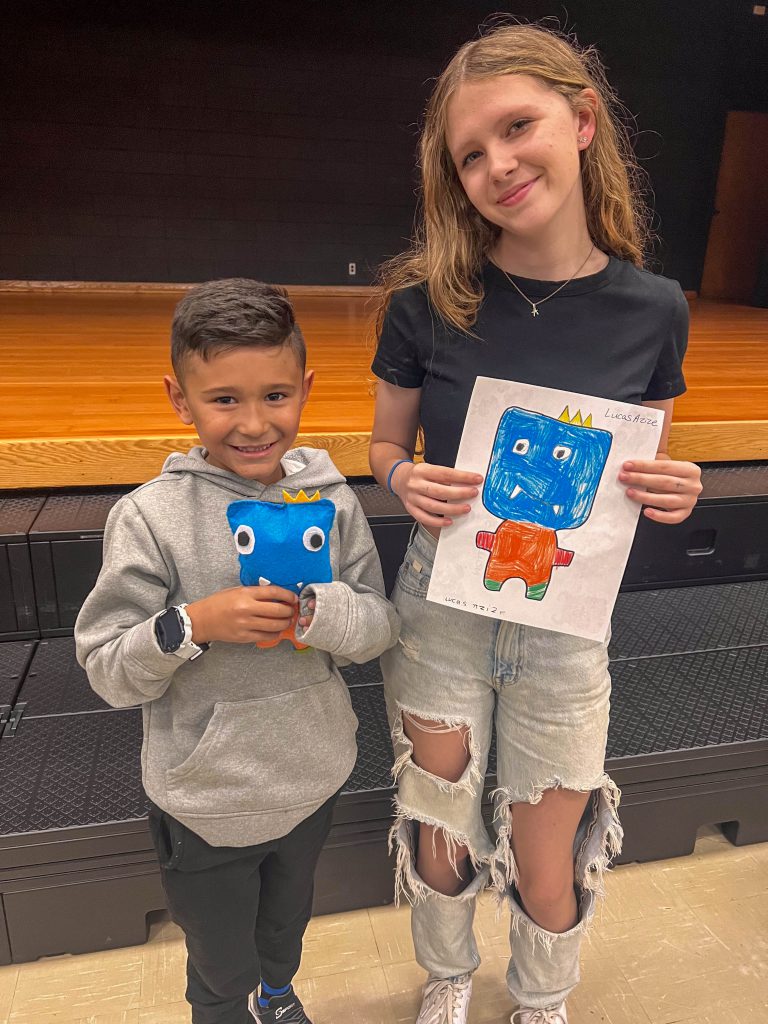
{"left": 476, "top": 407, "right": 612, "bottom": 600}
{"left": 227, "top": 489, "right": 336, "bottom": 648}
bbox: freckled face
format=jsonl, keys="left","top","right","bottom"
{"left": 445, "top": 74, "right": 591, "bottom": 241}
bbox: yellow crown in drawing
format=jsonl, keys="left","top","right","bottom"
{"left": 558, "top": 406, "right": 593, "bottom": 428}
{"left": 282, "top": 489, "right": 321, "bottom": 504}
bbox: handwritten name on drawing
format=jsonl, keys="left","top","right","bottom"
{"left": 604, "top": 409, "right": 659, "bottom": 426}
{"left": 444, "top": 595, "right": 505, "bottom": 616}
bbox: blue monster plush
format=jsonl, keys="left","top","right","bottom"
{"left": 226, "top": 489, "right": 336, "bottom": 648}
{"left": 476, "top": 407, "right": 612, "bottom": 600}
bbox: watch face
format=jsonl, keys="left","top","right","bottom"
{"left": 155, "top": 608, "right": 185, "bottom": 652}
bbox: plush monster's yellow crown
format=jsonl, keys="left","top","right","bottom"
{"left": 558, "top": 406, "right": 593, "bottom": 428}
{"left": 282, "top": 489, "right": 321, "bottom": 504}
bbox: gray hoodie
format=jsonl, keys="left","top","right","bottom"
{"left": 75, "top": 446, "right": 399, "bottom": 847}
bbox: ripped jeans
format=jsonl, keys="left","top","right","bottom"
{"left": 381, "top": 526, "right": 622, "bottom": 1010}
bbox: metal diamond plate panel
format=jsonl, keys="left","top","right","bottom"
{"left": 345, "top": 685, "right": 393, "bottom": 793}
{"left": 2, "top": 642, "right": 764, "bottom": 835}
{"left": 0, "top": 496, "right": 45, "bottom": 541}
{"left": 340, "top": 660, "right": 384, "bottom": 688}
{"left": 31, "top": 492, "right": 127, "bottom": 536}
{"left": 700, "top": 462, "right": 768, "bottom": 501}
{"left": 610, "top": 581, "right": 768, "bottom": 661}
{"left": 0, "top": 709, "right": 147, "bottom": 835}
{"left": 0, "top": 641, "right": 36, "bottom": 707}
{"left": 349, "top": 482, "right": 410, "bottom": 519}
{"left": 608, "top": 647, "right": 768, "bottom": 758}
{"left": 20, "top": 637, "right": 114, "bottom": 716}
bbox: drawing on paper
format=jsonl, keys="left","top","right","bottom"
{"left": 227, "top": 489, "right": 336, "bottom": 648}
{"left": 476, "top": 406, "right": 612, "bottom": 601}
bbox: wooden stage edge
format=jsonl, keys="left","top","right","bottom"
{"left": 0, "top": 280, "right": 379, "bottom": 298}
{"left": 2, "top": 422, "right": 766, "bottom": 491}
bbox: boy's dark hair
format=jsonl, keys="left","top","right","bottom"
{"left": 171, "top": 278, "right": 306, "bottom": 379}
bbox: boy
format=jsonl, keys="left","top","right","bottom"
{"left": 75, "top": 279, "right": 399, "bottom": 1024}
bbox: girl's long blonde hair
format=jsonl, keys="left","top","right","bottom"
{"left": 378, "top": 23, "right": 651, "bottom": 334}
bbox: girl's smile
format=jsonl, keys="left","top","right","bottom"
{"left": 497, "top": 176, "right": 540, "bottom": 206}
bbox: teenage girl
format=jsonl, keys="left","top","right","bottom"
{"left": 369, "top": 23, "right": 702, "bottom": 1024}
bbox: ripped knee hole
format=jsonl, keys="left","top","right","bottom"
{"left": 401, "top": 712, "right": 473, "bottom": 783}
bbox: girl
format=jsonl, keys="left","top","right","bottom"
{"left": 369, "top": 23, "right": 702, "bottom": 1024}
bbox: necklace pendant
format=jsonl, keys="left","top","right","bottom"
{"left": 531, "top": 304, "right": 539, "bottom": 317}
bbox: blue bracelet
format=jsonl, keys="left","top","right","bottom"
{"left": 387, "top": 459, "right": 413, "bottom": 494}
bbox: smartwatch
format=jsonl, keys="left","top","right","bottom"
{"left": 154, "top": 604, "right": 209, "bottom": 660}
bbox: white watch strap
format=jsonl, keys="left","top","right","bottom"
{"left": 173, "top": 603, "right": 207, "bottom": 660}
{"left": 176, "top": 603, "right": 195, "bottom": 646}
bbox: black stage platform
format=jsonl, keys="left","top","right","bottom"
{"left": 1, "top": 465, "right": 767, "bottom": 963}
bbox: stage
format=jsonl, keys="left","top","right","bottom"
{"left": 1, "top": 282, "right": 767, "bottom": 489}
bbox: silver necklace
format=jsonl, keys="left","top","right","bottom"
{"left": 492, "top": 244, "right": 595, "bottom": 317}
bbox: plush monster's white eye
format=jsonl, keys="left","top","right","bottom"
{"left": 303, "top": 526, "right": 326, "bottom": 551}
{"left": 512, "top": 438, "right": 530, "bottom": 454}
{"left": 234, "top": 524, "right": 255, "bottom": 555}
{"left": 553, "top": 446, "right": 572, "bottom": 461}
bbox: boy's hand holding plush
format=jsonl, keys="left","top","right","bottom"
{"left": 187, "top": 585, "right": 298, "bottom": 645}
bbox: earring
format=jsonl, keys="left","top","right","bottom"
{"left": 578, "top": 135, "right": 589, "bottom": 144}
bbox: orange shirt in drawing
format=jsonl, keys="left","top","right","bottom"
{"left": 476, "top": 521, "right": 574, "bottom": 601}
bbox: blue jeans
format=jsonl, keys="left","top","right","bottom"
{"left": 382, "top": 526, "right": 621, "bottom": 1009}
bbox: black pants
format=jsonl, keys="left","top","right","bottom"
{"left": 148, "top": 792, "right": 339, "bottom": 1024}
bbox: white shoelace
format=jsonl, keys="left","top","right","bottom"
{"left": 512, "top": 1004, "right": 567, "bottom": 1024}
{"left": 417, "top": 974, "right": 473, "bottom": 1024}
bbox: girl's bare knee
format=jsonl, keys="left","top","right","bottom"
{"left": 517, "top": 868, "right": 575, "bottom": 914}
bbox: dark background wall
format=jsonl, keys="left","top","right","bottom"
{"left": 1, "top": 0, "right": 766, "bottom": 289}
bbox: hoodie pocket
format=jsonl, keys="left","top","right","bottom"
{"left": 165, "top": 672, "right": 358, "bottom": 817}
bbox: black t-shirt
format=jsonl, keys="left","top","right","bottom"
{"left": 372, "top": 257, "right": 689, "bottom": 468}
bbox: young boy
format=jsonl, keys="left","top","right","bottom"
{"left": 75, "top": 279, "right": 399, "bottom": 1024}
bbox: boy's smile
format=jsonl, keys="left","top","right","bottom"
{"left": 165, "top": 345, "right": 313, "bottom": 485}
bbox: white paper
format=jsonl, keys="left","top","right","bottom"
{"left": 427, "top": 378, "right": 664, "bottom": 641}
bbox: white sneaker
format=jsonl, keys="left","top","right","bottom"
{"left": 511, "top": 1002, "right": 568, "bottom": 1024}
{"left": 416, "top": 973, "right": 472, "bottom": 1024}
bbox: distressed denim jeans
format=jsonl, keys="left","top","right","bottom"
{"left": 381, "top": 526, "right": 622, "bottom": 1009}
